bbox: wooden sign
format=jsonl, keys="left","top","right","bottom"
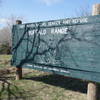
{"left": 12, "top": 15, "right": 100, "bottom": 83}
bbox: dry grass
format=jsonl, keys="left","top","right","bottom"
{"left": 0, "top": 55, "right": 88, "bottom": 100}
{"left": 0, "top": 55, "right": 11, "bottom": 69}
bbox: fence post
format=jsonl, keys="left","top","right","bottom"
{"left": 15, "top": 20, "right": 22, "bottom": 80}
{"left": 87, "top": 4, "right": 100, "bottom": 100}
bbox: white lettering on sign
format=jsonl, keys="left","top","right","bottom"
{"left": 41, "top": 22, "right": 47, "bottom": 27}
{"left": 28, "top": 29, "right": 47, "bottom": 36}
{"left": 24, "top": 64, "right": 70, "bottom": 74}
{"left": 28, "top": 18, "right": 88, "bottom": 36}
{"left": 62, "top": 18, "right": 88, "bottom": 24}
{"left": 48, "top": 21, "right": 61, "bottom": 26}
{"left": 19, "top": 17, "right": 88, "bottom": 29}
{"left": 51, "top": 27, "right": 68, "bottom": 34}
{"left": 39, "top": 29, "right": 46, "bottom": 35}
{"left": 27, "top": 24, "right": 35, "bottom": 28}
{"left": 28, "top": 27, "right": 69, "bottom": 36}
{"left": 28, "top": 30, "right": 35, "bottom": 35}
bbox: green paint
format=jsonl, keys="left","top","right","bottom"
{"left": 12, "top": 15, "right": 100, "bottom": 83}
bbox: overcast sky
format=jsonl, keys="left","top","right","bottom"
{"left": 0, "top": 0, "right": 100, "bottom": 28}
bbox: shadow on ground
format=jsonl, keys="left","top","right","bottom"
{"left": 25, "top": 74, "right": 88, "bottom": 94}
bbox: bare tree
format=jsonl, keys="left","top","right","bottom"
{"left": 75, "top": 5, "right": 91, "bottom": 17}
{"left": 0, "top": 15, "right": 24, "bottom": 46}
{"left": 0, "top": 27, "right": 11, "bottom": 44}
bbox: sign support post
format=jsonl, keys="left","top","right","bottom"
{"left": 15, "top": 20, "right": 22, "bottom": 80}
{"left": 87, "top": 82, "right": 98, "bottom": 100}
{"left": 87, "top": 4, "right": 100, "bottom": 100}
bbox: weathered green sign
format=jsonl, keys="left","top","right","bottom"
{"left": 12, "top": 15, "right": 100, "bottom": 83}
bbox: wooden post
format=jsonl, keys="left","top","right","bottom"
{"left": 87, "top": 4, "right": 100, "bottom": 100}
{"left": 16, "top": 67, "right": 22, "bottom": 80}
{"left": 16, "top": 20, "right": 22, "bottom": 25}
{"left": 92, "top": 4, "right": 100, "bottom": 15}
{"left": 16, "top": 20, "right": 22, "bottom": 80}
{"left": 87, "top": 82, "right": 97, "bottom": 100}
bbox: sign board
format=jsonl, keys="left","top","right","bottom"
{"left": 12, "top": 15, "right": 100, "bottom": 83}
